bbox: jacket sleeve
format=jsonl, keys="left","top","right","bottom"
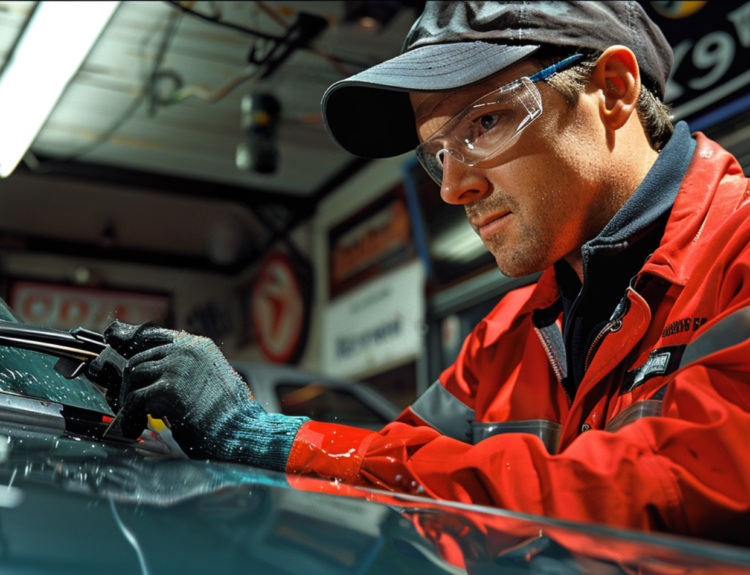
{"left": 285, "top": 285, "right": 538, "bottom": 483}
{"left": 285, "top": 323, "right": 486, "bottom": 487}
{"left": 287, "top": 211, "right": 750, "bottom": 544}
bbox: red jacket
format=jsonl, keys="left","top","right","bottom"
{"left": 287, "top": 133, "right": 750, "bottom": 545}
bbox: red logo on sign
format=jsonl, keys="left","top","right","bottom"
{"left": 251, "top": 252, "right": 305, "bottom": 363}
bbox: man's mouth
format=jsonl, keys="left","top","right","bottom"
{"left": 472, "top": 211, "right": 511, "bottom": 239}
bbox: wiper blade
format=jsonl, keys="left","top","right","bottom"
{"left": 0, "top": 321, "right": 123, "bottom": 380}
{"left": 0, "top": 322, "right": 143, "bottom": 443}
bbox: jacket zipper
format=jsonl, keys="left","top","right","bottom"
{"left": 534, "top": 327, "right": 573, "bottom": 407}
{"left": 584, "top": 317, "right": 623, "bottom": 372}
{"left": 584, "top": 279, "right": 641, "bottom": 372}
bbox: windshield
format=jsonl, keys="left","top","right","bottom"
{"left": 4, "top": 431, "right": 750, "bottom": 575}
{"left": 0, "top": 300, "right": 112, "bottom": 415}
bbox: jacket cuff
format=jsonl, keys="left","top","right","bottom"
{"left": 285, "top": 420, "right": 376, "bottom": 483}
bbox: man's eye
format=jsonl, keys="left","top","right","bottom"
{"left": 479, "top": 114, "right": 499, "bottom": 131}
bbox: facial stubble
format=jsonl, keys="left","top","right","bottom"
{"left": 466, "top": 188, "right": 559, "bottom": 278}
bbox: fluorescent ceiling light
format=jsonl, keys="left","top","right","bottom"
{"left": 0, "top": 1, "right": 120, "bottom": 177}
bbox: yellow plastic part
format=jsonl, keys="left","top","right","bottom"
{"left": 147, "top": 414, "right": 167, "bottom": 432}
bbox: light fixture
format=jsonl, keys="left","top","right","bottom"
{"left": 0, "top": 1, "right": 120, "bottom": 178}
{"left": 237, "top": 93, "right": 282, "bottom": 174}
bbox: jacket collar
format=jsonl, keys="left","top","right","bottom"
{"left": 523, "top": 130, "right": 746, "bottom": 316}
{"left": 642, "top": 132, "right": 748, "bottom": 286}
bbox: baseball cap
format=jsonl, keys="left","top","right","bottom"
{"left": 322, "top": 1, "right": 673, "bottom": 159}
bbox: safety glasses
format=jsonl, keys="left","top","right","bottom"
{"left": 416, "top": 54, "right": 583, "bottom": 186}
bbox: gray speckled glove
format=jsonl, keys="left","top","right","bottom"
{"left": 89, "top": 321, "right": 309, "bottom": 471}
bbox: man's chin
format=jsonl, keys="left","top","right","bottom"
{"left": 493, "top": 251, "right": 549, "bottom": 278}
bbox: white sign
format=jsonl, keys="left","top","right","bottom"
{"left": 323, "top": 260, "right": 425, "bottom": 378}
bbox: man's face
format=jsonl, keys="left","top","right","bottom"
{"left": 411, "top": 60, "right": 616, "bottom": 278}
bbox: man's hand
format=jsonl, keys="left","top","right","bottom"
{"left": 88, "top": 321, "right": 309, "bottom": 471}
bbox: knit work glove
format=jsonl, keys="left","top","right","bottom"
{"left": 88, "top": 321, "right": 309, "bottom": 471}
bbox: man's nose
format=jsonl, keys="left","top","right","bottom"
{"left": 440, "top": 153, "right": 490, "bottom": 205}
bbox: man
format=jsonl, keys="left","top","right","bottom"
{"left": 91, "top": 2, "right": 750, "bottom": 544}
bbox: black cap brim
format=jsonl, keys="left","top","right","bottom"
{"left": 322, "top": 42, "right": 539, "bottom": 158}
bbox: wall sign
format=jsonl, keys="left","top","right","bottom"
{"left": 9, "top": 281, "right": 171, "bottom": 333}
{"left": 640, "top": 1, "right": 750, "bottom": 128}
{"left": 328, "top": 186, "right": 414, "bottom": 298}
{"left": 251, "top": 251, "right": 308, "bottom": 364}
{"left": 322, "top": 260, "right": 425, "bottom": 379}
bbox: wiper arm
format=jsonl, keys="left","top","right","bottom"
{"left": 0, "top": 321, "right": 125, "bottom": 381}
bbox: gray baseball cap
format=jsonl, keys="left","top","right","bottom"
{"left": 322, "top": 1, "right": 673, "bottom": 159}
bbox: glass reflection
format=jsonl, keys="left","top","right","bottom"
{"left": 0, "top": 428, "right": 746, "bottom": 575}
{"left": 0, "top": 346, "right": 111, "bottom": 414}
{"left": 0, "top": 299, "right": 112, "bottom": 414}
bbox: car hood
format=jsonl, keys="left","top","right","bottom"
{"left": 0, "top": 421, "right": 749, "bottom": 575}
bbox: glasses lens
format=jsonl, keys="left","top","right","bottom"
{"left": 415, "top": 145, "right": 470, "bottom": 187}
{"left": 418, "top": 78, "right": 542, "bottom": 175}
{"left": 416, "top": 144, "right": 444, "bottom": 186}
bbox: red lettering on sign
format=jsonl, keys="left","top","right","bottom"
{"left": 21, "top": 293, "right": 53, "bottom": 323}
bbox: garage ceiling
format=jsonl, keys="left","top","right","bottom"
{"left": 0, "top": 1, "right": 419, "bottom": 196}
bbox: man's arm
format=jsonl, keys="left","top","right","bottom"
{"left": 287, "top": 339, "right": 749, "bottom": 542}
{"left": 287, "top": 206, "right": 750, "bottom": 544}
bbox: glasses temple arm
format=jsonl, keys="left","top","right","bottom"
{"left": 528, "top": 53, "right": 584, "bottom": 83}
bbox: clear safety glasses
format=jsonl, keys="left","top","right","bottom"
{"left": 416, "top": 54, "right": 582, "bottom": 186}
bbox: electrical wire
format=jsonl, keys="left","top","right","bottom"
{"left": 162, "top": 0, "right": 368, "bottom": 70}
{"left": 160, "top": 0, "right": 355, "bottom": 102}
{"left": 255, "top": 1, "right": 289, "bottom": 31}
{"left": 26, "top": 9, "right": 183, "bottom": 172}
{"left": 165, "top": 0, "right": 281, "bottom": 42}
{"left": 167, "top": 1, "right": 331, "bottom": 105}
{"left": 160, "top": 1, "right": 347, "bottom": 105}
{"left": 249, "top": 2, "right": 352, "bottom": 77}
{"left": 169, "top": 65, "right": 264, "bottom": 104}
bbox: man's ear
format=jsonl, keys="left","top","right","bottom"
{"left": 591, "top": 46, "right": 640, "bottom": 131}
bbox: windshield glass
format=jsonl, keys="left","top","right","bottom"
{"left": 5, "top": 432, "right": 750, "bottom": 575}
{"left": 0, "top": 300, "right": 112, "bottom": 415}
